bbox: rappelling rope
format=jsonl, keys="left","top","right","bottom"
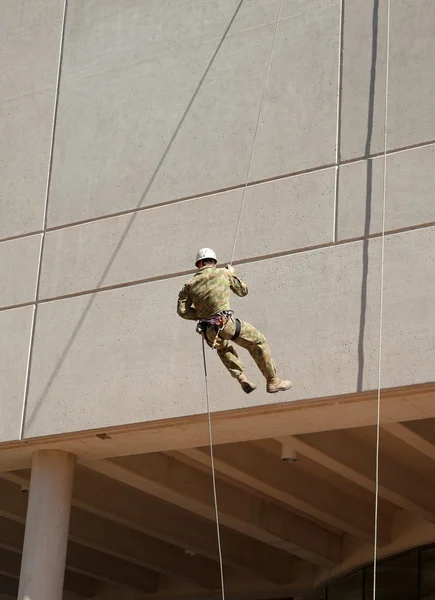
{"left": 201, "top": 2, "right": 285, "bottom": 598}
{"left": 201, "top": 336, "right": 226, "bottom": 598}
{"left": 230, "top": 0, "right": 285, "bottom": 266}
{"left": 373, "top": 0, "right": 391, "bottom": 597}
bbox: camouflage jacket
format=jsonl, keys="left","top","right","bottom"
{"left": 177, "top": 265, "right": 248, "bottom": 320}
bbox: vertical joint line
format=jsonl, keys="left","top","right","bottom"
{"left": 333, "top": 0, "right": 345, "bottom": 243}
{"left": 20, "top": 0, "right": 69, "bottom": 441}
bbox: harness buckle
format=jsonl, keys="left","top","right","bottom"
{"left": 196, "top": 311, "right": 234, "bottom": 348}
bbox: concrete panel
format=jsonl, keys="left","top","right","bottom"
{"left": 0, "top": 90, "right": 53, "bottom": 240}
{"left": 25, "top": 238, "right": 385, "bottom": 438}
{"left": 61, "top": 0, "right": 283, "bottom": 81}
{"left": 24, "top": 277, "right": 207, "bottom": 438}
{"left": 337, "top": 145, "right": 435, "bottom": 240}
{"left": 0, "top": 0, "right": 63, "bottom": 101}
{"left": 339, "top": 0, "right": 387, "bottom": 160}
{"left": 382, "top": 227, "right": 435, "bottom": 389}
{"left": 0, "top": 0, "right": 62, "bottom": 239}
{"left": 249, "top": 1, "right": 340, "bottom": 181}
{"left": 386, "top": 0, "right": 435, "bottom": 151}
{"left": 40, "top": 188, "right": 241, "bottom": 300}
{"left": 340, "top": 0, "right": 435, "bottom": 160}
{"left": 235, "top": 168, "right": 335, "bottom": 261}
{"left": 40, "top": 169, "right": 334, "bottom": 299}
{"left": 0, "top": 235, "right": 41, "bottom": 308}
{"left": 47, "top": 23, "right": 274, "bottom": 227}
{"left": 48, "top": 0, "right": 339, "bottom": 227}
{"left": 0, "top": 306, "right": 33, "bottom": 442}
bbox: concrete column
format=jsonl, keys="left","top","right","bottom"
{"left": 18, "top": 450, "right": 75, "bottom": 600}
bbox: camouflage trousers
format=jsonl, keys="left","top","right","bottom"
{"left": 203, "top": 316, "right": 276, "bottom": 381}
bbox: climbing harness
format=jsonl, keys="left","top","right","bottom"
{"left": 196, "top": 311, "right": 241, "bottom": 349}
{"left": 201, "top": 1, "right": 285, "bottom": 598}
{"left": 196, "top": 311, "right": 230, "bottom": 334}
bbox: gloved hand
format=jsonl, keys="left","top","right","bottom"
{"left": 226, "top": 264, "right": 235, "bottom": 275}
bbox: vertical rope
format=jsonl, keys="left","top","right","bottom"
{"left": 202, "top": 3, "right": 285, "bottom": 597}
{"left": 373, "top": 0, "right": 391, "bottom": 597}
{"left": 230, "top": 0, "right": 285, "bottom": 266}
{"left": 201, "top": 337, "right": 226, "bottom": 600}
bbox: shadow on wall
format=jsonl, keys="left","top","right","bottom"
{"left": 23, "top": 0, "right": 246, "bottom": 433}
{"left": 357, "top": 0, "right": 381, "bottom": 392}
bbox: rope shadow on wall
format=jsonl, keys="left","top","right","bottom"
{"left": 357, "top": 0, "right": 382, "bottom": 393}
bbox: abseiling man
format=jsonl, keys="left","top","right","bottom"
{"left": 177, "top": 248, "right": 292, "bottom": 394}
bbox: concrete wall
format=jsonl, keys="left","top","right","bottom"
{"left": 1, "top": 0, "right": 434, "bottom": 440}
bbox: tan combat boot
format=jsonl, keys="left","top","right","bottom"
{"left": 237, "top": 373, "right": 257, "bottom": 394}
{"left": 266, "top": 377, "right": 292, "bottom": 393}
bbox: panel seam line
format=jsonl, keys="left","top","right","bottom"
{"left": 1, "top": 138, "right": 435, "bottom": 246}
{"left": 19, "top": 0, "right": 69, "bottom": 441}
{"left": 14, "top": 221, "right": 432, "bottom": 308}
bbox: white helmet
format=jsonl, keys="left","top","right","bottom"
{"left": 195, "top": 248, "right": 217, "bottom": 266}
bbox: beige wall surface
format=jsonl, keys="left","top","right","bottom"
{"left": 1, "top": 0, "right": 434, "bottom": 441}
{"left": 0, "top": 307, "right": 34, "bottom": 442}
{"left": 0, "top": 0, "right": 64, "bottom": 240}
